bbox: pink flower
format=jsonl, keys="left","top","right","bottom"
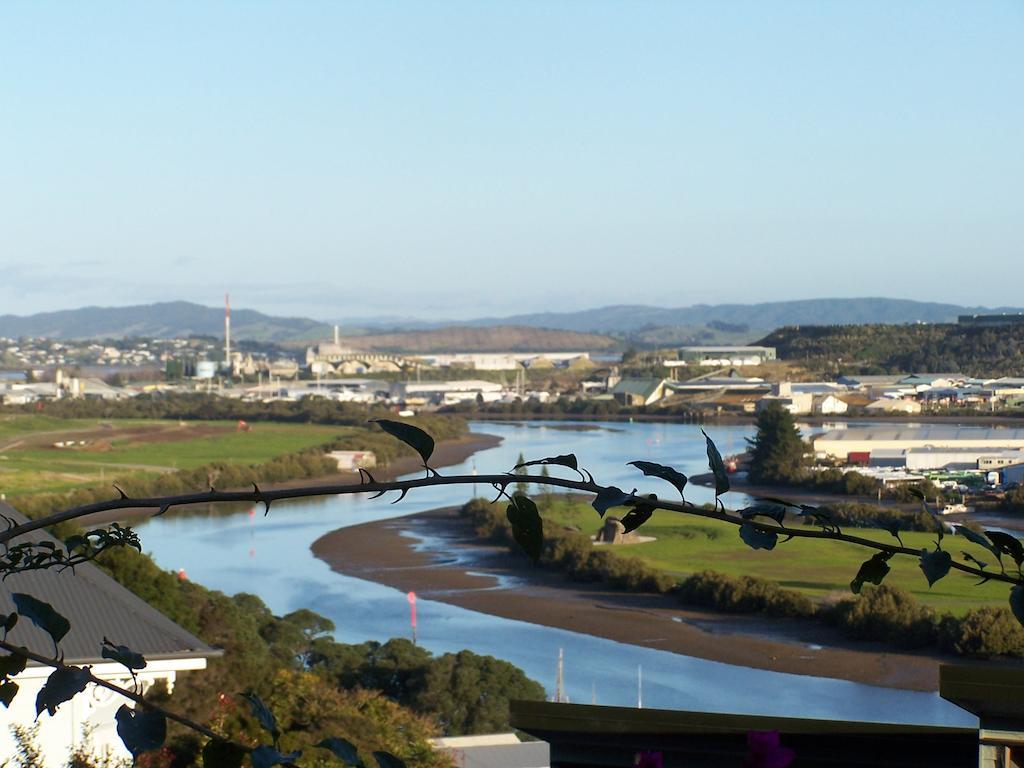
{"left": 744, "top": 730, "right": 795, "bottom": 768}
{"left": 634, "top": 750, "right": 663, "bottom": 768}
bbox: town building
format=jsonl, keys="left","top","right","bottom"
{"left": 813, "top": 426, "right": 1024, "bottom": 462}
{"left": 610, "top": 378, "right": 671, "bottom": 407}
{"left": 666, "top": 346, "right": 776, "bottom": 368}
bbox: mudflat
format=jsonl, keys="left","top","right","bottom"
{"left": 311, "top": 504, "right": 981, "bottom": 693}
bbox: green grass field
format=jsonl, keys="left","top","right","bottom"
{"left": 0, "top": 414, "right": 351, "bottom": 495}
{"left": 534, "top": 495, "right": 1012, "bottom": 616}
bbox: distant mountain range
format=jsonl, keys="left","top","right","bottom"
{"left": 374, "top": 298, "right": 1022, "bottom": 334}
{"left": 0, "top": 302, "right": 331, "bottom": 342}
{"left": 2, "top": 298, "right": 1021, "bottom": 346}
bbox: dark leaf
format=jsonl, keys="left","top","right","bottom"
{"left": 919, "top": 548, "right": 952, "bottom": 587}
{"left": 0, "top": 651, "right": 27, "bottom": 679}
{"left": 758, "top": 497, "right": 799, "bottom": 509}
{"left": 316, "top": 737, "right": 360, "bottom": 766}
{"left": 12, "top": 594, "right": 70, "bottom": 651}
{"left": 115, "top": 704, "right": 166, "bottom": 758}
{"left": 506, "top": 494, "right": 544, "bottom": 563}
{"left": 620, "top": 501, "right": 655, "bottom": 534}
{"left": 627, "top": 461, "right": 688, "bottom": 498}
{"left": 251, "top": 746, "right": 302, "bottom": 768}
{"left": 907, "top": 486, "right": 925, "bottom": 500}
{"left": 370, "top": 419, "right": 434, "bottom": 466}
{"left": 881, "top": 519, "right": 903, "bottom": 546}
{"left": 850, "top": 552, "right": 892, "bottom": 594}
{"left": 239, "top": 691, "right": 279, "bottom": 738}
{"left": 740, "top": 502, "right": 787, "bottom": 526}
{"left": 1010, "top": 586, "right": 1024, "bottom": 629}
{"left": 961, "top": 551, "right": 988, "bottom": 571}
{"left": 701, "top": 429, "right": 730, "bottom": 497}
{"left": 36, "top": 665, "right": 91, "bottom": 717}
{"left": 986, "top": 530, "right": 1024, "bottom": 568}
{"left": 739, "top": 522, "right": 777, "bottom": 551}
{"left": 591, "top": 486, "right": 632, "bottom": 517}
{"left": 0, "top": 681, "right": 18, "bottom": 707}
{"left": 102, "top": 639, "right": 147, "bottom": 671}
{"left": 373, "top": 752, "right": 407, "bottom": 768}
{"left": 951, "top": 524, "right": 997, "bottom": 558}
{"left": 515, "top": 454, "right": 578, "bottom": 472}
{"left": 202, "top": 738, "right": 247, "bottom": 768}
{"left": 2, "top": 614, "right": 17, "bottom": 634}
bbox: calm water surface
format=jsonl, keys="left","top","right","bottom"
{"left": 136, "top": 421, "right": 974, "bottom": 727}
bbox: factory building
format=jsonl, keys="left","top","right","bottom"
{"left": 814, "top": 427, "right": 1024, "bottom": 469}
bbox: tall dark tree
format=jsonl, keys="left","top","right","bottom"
{"left": 746, "top": 402, "right": 807, "bottom": 485}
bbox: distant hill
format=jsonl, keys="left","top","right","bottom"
{"left": 457, "top": 298, "right": 1024, "bottom": 334}
{"left": 759, "top": 323, "right": 1024, "bottom": 377}
{"left": 342, "top": 326, "right": 617, "bottom": 353}
{"left": 0, "top": 302, "right": 331, "bottom": 342}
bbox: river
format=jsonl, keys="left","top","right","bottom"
{"left": 134, "top": 420, "right": 975, "bottom": 727}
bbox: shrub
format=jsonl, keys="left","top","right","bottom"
{"left": 938, "top": 607, "right": 1024, "bottom": 658}
{"left": 676, "top": 570, "right": 815, "bottom": 618}
{"left": 827, "top": 585, "right": 937, "bottom": 648}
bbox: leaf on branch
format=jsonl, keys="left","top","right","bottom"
{"left": 950, "top": 524, "right": 998, "bottom": 559}
{"left": 515, "top": 454, "right": 579, "bottom": 473}
{"left": 239, "top": 691, "right": 280, "bottom": 739}
{"left": 961, "top": 551, "right": 989, "bottom": 573}
{"left": 102, "top": 638, "right": 147, "bottom": 671}
{"left": 0, "top": 651, "right": 28, "bottom": 679}
{"left": 739, "top": 522, "right": 777, "bottom": 551}
{"left": 1010, "top": 586, "right": 1024, "bottom": 629}
{"left": 35, "top": 665, "right": 91, "bottom": 717}
{"left": 919, "top": 548, "right": 952, "bottom": 587}
{"left": 627, "top": 461, "right": 688, "bottom": 498}
{"left": 115, "top": 704, "right": 166, "bottom": 758}
{"left": 907, "top": 486, "right": 925, "bottom": 501}
{"left": 620, "top": 499, "right": 655, "bottom": 534}
{"left": 506, "top": 494, "right": 544, "bottom": 564}
{"left": 12, "top": 593, "right": 70, "bottom": 652}
{"left": 1, "top": 613, "right": 17, "bottom": 635}
{"left": 850, "top": 552, "right": 892, "bottom": 594}
{"left": 880, "top": 519, "right": 902, "bottom": 546}
{"left": 740, "top": 502, "right": 787, "bottom": 526}
{"left": 202, "top": 738, "right": 247, "bottom": 768}
{"left": 985, "top": 530, "right": 1024, "bottom": 570}
{"left": 0, "top": 681, "right": 18, "bottom": 708}
{"left": 316, "top": 737, "right": 361, "bottom": 766}
{"left": 701, "top": 429, "right": 730, "bottom": 498}
{"left": 591, "top": 486, "right": 632, "bottom": 517}
{"left": 370, "top": 419, "right": 435, "bottom": 467}
{"left": 251, "top": 745, "right": 302, "bottom": 768}
{"left": 373, "top": 751, "right": 408, "bottom": 768}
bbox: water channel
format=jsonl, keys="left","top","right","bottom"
{"left": 135, "top": 421, "right": 976, "bottom": 727}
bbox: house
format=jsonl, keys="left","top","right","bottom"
{"left": 755, "top": 383, "right": 813, "bottom": 415}
{"left": 0, "top": 503, "right": 218, "bottom": 767}
{"left": 610, "top": 378, "right": 670, "bottom": 407}
{"left": 812, "top": 394, "right": 849, "bottom": 415}
{"left": 864, "top": 398, "right": 922, "bottom": 414}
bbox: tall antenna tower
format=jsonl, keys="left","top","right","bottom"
{"left": 554, "top": 648, "right": 569, "bottom": 703}
{"left": 637, "top": 665, "right": 643, "bottom": 709}
{"left": 224, "top": 293, "right": 232, "bottom": 371}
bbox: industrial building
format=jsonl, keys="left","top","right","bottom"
{"left": 814, "top": 426, "right": 1024, "bottom": 470}
{"left": 668, "top": 346, "right": 776, "bottom": 367}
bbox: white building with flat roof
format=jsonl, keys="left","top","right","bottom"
{"left": 814, "top": 426, "right": 1024, "bottom": 460}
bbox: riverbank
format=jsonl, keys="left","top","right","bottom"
{"left": 311, "top": 504, "right": 986, "bottom": 693}
{"left": 460, "top": 411, "right": 1024, "bottom": 427}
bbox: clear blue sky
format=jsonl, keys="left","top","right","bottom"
{"left": 2, "top": 1, "right": 1021, "bottom": 321}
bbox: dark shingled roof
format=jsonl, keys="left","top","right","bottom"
{"left": 0, "top": 502, "right": 218, "bottom": 666}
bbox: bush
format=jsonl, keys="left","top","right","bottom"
{"left": 938, "top": 607, "right": 1024, "bottom": 658}
{"left": 827, "top": 585, "right": 938, "bottom": 648}
{"left": 676, "top": 570, "right": 815, "bottom": 619}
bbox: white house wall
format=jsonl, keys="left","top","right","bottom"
{"left": 0, "top": 659, "right": 206, "bottom": 768}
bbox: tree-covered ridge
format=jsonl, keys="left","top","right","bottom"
{"left": 759, "top": 323, "right": 1024, "bottom": 376}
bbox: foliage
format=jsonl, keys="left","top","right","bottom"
{"left": 759, "top": 323, "right": 1024, "bottom": 377}
{"left": 745, "top": 404, "right": 808, "bottom": 485}
{"left": 675, "top": 571, "right": 814, "bottom": 618}
{"left": 937, "top": 606, "right": 1024, "bottom": 658}
{"left": 826, "top": 585, "right": 939, "bottom": 649}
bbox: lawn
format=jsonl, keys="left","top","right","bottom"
{"left": 533, "top": 494, "right": 1013, "bottom": 616}
{"left": 0, "top": 414, "right": 352, "bottom": 496}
